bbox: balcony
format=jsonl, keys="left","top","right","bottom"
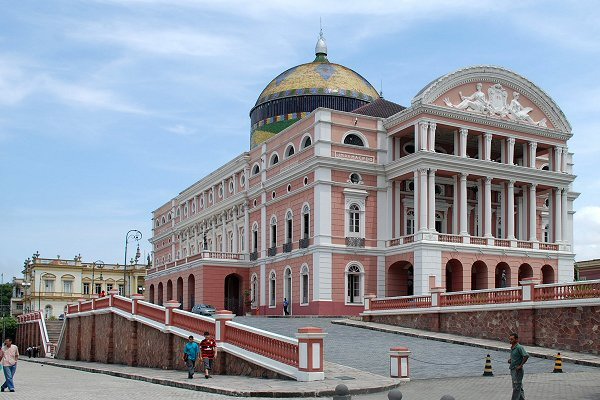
{"left": 299, "top": 237, "right": 309, "bottom": 249}
{"left": 346, "top": 237, "right": 365, "bottom": 248}
{"left": 283, "top": 242, "right": 293, "bottom": 253}
{"left": 250, "top": 251, "right": 258, "bottom": 261}
{"left": 268, "top": 246, "right": 278, "bottom": 257}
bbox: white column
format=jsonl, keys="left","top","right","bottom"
{"left": 477, "top": 179, "right": 483, "bottom": 236}
{"left": 413, "top": 170, "right": 419, "bottom": 230}
{"left": 484, "top": 133, "right": 492, "bottom": 161}
{"left": 221, "top": 213, "right": 227, "bottom": 252}
{"left": 529, "top": 142, "right": 538, "bottom": 168}
{"left": 507, "top": 180, "right": 515, "bottom": 239}
{"left": 232, "top": 212, "right": 239, "bottom": 253}
{"left": 419, "top": 168, "right": 428, "bottom": 231}
{"left": 244, "top": 203, "right": 250, "bottom": 253}
{"left": 414, "top": 123, "right": 419, "bottom": 151}
{"left": 554, "top": 188, "right": 562, "bottom": 242}
{"left": 211, "top": 219, "right": 217, "bottom": 251}
{"left": 561, "top": 147, "right": 568, "bottom": 173}
{"left": 554, "top": 147, "right": 562, "bottom": 172}
{"left": 453, "top": 130, "right": 459, "bottom": 156}
{"left": 428, "top": 122, "right": 437, "bottom": 152}
{"left": 507, "top": 138, "right": 515, "bottom": 165}
{"left": 561, "top": 188, "right": 568, "bottom": 243}
{"left": 452, "top": 175, "right": 458, "bottom": 234}
{"left": 419, "top": 122, "right": 428, "bottom": 151}
{"left": 460, "top": 128, "right": 468, "bottom": 157}
{"left": 460, "top": 173, "right": 468, "bottom": 235}
{"left": 428, "top": 169, "right": 436, "bottom": 231}
{"left": 529, "top": 184, "right": 537, "bottom": 241}
{"left": 484, "top": 177, "right": 492, "bottom": 238}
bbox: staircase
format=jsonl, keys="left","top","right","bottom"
{"left": 45, "top": 320, "right": 64, "bottom": 345}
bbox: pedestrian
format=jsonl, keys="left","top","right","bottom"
{"left": 100, "top": 290, "right": 106, "bottom": 297}
{"left": 26, "top": 347, "right": 32, "bottom": 358}
{"left": 183, "top": 335, "right": 199, "bottom": 379}
{"left": 283, "top": 298, "right": 290, "bottom": 316}
{"left": 1, "top": 338, "right": 19, "bottom": 392}
{"left": 199, "top": 331, "right": 217, "bottom": 379}
{"left": 508, "top": 332, "right": 529, "bottom": 400}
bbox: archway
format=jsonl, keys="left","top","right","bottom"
{"left": 187, "top": 274, "right": 195, "bottom": 311}
{"left": 149, "top": 284, "right": 155, "bottom": 304}
{"left": 518, "top": 264, "right": 533, "bottom": 284}
{"left": 176, "top": 277, "right": 184, "bottom": 309}
{"left": 166, "top": 279, "right": 173, "bottom": 301}
{"left": 471, "top": 261, "right": 488, "bottom": 290}
{"left": 224, "top": 274, "right": 242, "bottom": 315}
{"left": 157, "top": 282, "right": 164, "bottom": 306}
{"left": 387, "top": 261, "right": 414, "bottom": 296}
{"left": 541, "top": 265, "right": 555, "bottom": 284}
{"left": 495, "top": 262, "right": 511, "bottom": 288}
{"left": 445, "top": 259, "right": 464, "bottom": 292}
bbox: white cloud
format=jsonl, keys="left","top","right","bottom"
{"left": 166, "top": 124, "right": 195, "bottom": 136}
{"left": 574, "top": 206, "right": 600, "bottom": 261}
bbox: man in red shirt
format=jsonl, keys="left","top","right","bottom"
{"left": 199, "top": 331, "right": 217, "bottom": 379}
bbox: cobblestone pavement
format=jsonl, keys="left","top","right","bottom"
{"left": 7, "top": 359, "right": 600, "bottom": 400}
{"left": 235, "top": 317, "right": 598, "bottom": 380}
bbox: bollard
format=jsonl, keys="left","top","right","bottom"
{"left": 553, "top": 353, "right": 563, "bottom": 373}
{"left": 333, "top": 383, "right": 351, "bottom": 400}
{"left": 388, "top": 388, "right": 403, "bottom": 400}
{"left": 390, "top": 347, "right": 410, "bottom": 380}
{"left": 482, "top": 354, "right": 493, "bottom": 376}
{"left": 440, "top": 396, "right": 455, "bottom": 400}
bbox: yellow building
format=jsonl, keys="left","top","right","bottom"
{"left": 21, "top": 253, "right": 147, "bottom": 318}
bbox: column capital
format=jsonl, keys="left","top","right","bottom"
{"left": 417, "top": 167, "right": 428, "bottom": 175}
{"left": 429, "top": 168, "right": 437, "bottom": 175}
{"left": 460, "top": 128, "right": 468, "bottom": 136}
{"left": 419, "top": 121, "right": 429, "bottom": 128}
{"left": 507, "top": 137, "right": 516, "bottom": 145}
{"left": 508, "top": 179, "right": 516, "bottom": 186}
{"left": 530, "top": 141, "right": 538, "bottom": 150}
{"left": 428, "top": 121, "right": 437, "bottom": 129}
{"left": 530, "top": 183, "right": 538, "bottom": 190}
{"left": 460, "top": 172, "right": 468, "bottom": 179}
{"left": 484, "top": 132, "right": 493, "bottom": 141}
{"left": 485, "top": 176, "right": 493, "bottom": 184}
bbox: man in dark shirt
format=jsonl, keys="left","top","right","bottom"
{"left": 508, "top": 333, "right": 529, "bottom": 400}
{"left": 200, "top": 331, "right": 217, "bottom": 379}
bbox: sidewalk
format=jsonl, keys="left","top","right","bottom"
{"left": 21, "top": 358, "right": 402, "bottom": 397}
{"left": 332, "top": 319, "right": 600, "bottom": 367}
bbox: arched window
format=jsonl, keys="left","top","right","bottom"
{"left": 252, "top": 163, "right": 260, "bottom": 175}
{"left": 300, "top": 265, "right": 309, "bottom": 305}
{"left": 344, "top": 134, "right": 364, "bottom": 147}
{"left": 161, "top": 216, "right": 166, "bottom": 224}
{"left": 345, "top": 264, "right": 364, "bottom": 304}
{"left": 349, "top": 204, "right": 360, "bottom": 233}
{"left": 269, "top": 271, "right": 276, "bottom": 307}
{"left": 285, "top": 211, "right": 293, "bottom": 244}
{"left": 285, "top": 144, "right": 295, "bottom": 158}
{"left": 251, "top": 274, "right": 258, "bottom": 308}
{"left": 270, "top": 216, "right": 277, "bottom": 248}
{"left": 302, "top": 205, "right": 310, "bottom": 240}
{"left": 239, "top": 227, "right": 245, "bottom": 252}
{"left": 270, "top": 153, "right": 279, "bottom": 166}
{"left": 228, "top": 231, "right": 234, "bottom": 252}
{"left": 301, "top": 135, "right": 312, "bottom": 149}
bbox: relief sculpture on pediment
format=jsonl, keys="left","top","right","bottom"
{"left": 443, "top": 82, "right": 547, "bottom": 127}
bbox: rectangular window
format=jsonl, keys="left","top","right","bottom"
{"left": 347, "top": 275, "right": 360, "bottom": 303}
{"left": 95, "top": 284, "right": 102, "bottom": 294}
{"left": 269, "top": 279, "right": 276, "bottom": 307}
{"left": 118, "top": 285, "right": 124, "bottom": 296}
{"left": 83, "top": 283, "right": 90, "bottom": 295}
{"left": 106, "top": 284, "right": 113, "bottom": 292}
{"left": 407, "top": 218, "right": 414, "bottom": 235}
{"left": 271, "top": 225, "right": 277, "bottom": 247}
{"left": 63, "top": 281, "right": 72, "bottom": 294}
{"left": 252, "top": 230, "right": 258, "bottom": 252}
{"left": 303, "top": 213, "right": 310, "bottom": 238}
{"left": 301, "top": 274, "right": 309, "bottom": 305}
{"left": 44, "top": 280, "right": 54, "bottom": 293}
{"left": 350, "top": 213, "right": 360, "bottom": 233}
{"left": 286, "top": 219, "right": 292, "bottom": 243}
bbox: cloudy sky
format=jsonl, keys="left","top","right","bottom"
{"left": 1, "top": 1, "right": 599, "bottom": 279}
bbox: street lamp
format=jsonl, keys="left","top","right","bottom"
{"left": 123, "top": 230, "right": 142, "bottom": 297}
{"left": 92, "top": 260, "right": 104, "bottom": 297}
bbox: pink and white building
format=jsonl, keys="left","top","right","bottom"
{"left": 146, "top": 35, "right": 577, "bottom": 316}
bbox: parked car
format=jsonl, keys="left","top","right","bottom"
{"left": 191, "top": 304, "right": 216, "bottom": 316}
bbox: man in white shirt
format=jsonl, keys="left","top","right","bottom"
{"left": 0, "top": 338, "right": 19, "bottom": 392}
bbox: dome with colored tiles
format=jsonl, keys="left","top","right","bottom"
{"left": 249, "top": 32, "right": 379, "bottom": 148}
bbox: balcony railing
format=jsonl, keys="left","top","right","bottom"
{"left": 283, "top": 242, "right": 293, "bottom": 253}
{"left": 250, "top": 251, "right": 258, "bottom": 261}
{"left": 299, "top": 238, "right": 309, "bottom": 249}
{"left": 346, "top": 237, "right": 365, "bottom": 248}
{"left": 268, "top": 246, "right": 278, "bottom": 257}
{"left": 386, "top": 234, "right": 561, "bottom": 251}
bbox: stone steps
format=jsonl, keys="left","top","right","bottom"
{"left": 45, "top": 320, "right": 64, "bottom": 344}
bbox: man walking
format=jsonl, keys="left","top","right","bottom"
{"left": 183, "top": 335, "right": 199, "bottom": 379}
{"left": 200, "top": 331, "right": 217, "bottom": 379}
{"left": 508, "top": 333, "right": 529, "bottom": 400}
{"left": 283, "top": 298, "right": 290, "bottom": 316}
{"left": 0, "top": 338, "right": 19, "bottom": 392}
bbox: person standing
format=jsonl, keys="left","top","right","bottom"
{"left": 183, "top": 335, "right": 199, "bottom": 379}
{"left": 200, "top": 331, "right": 217, "bottom": 379}
{"left": 0, "top": 338, "right": 19, "bottom": 392}
{"left": 283, "top": 298, "right": 290, "bottom": 316}
{"left": 508, "top": 333, "right": 529, "bottom": 400}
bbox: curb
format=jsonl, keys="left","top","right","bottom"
{"left": 331, "top": 320, "right": 600, "bottom": 369}
{"left": 21, "top": 358, "right": 402, "bottom": 397}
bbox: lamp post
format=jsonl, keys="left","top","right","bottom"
{"left": 92, "top": 260, "right": 104, "bottom": 297}
{"left": 124, "top": 230, "right": 142, "bottom": 297}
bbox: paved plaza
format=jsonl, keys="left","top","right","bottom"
{"left": 235, "top": 317, "right": 598, "bottom": 379}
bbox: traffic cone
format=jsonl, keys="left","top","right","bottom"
{"left": 553, "top": 353, "right": 563, "bottom": 373}
{"left": 483, "top": 354, "right": 493, "bottom": 376}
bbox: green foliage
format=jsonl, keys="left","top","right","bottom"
{"left": 1, "top": 316, "right": 17, "bottom": 341}
{"left": 0, "top": 283, "right": 11, "bottom": 310}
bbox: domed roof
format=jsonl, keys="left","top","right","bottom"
{"left": 254, "top": 33, "right": 379, "bottom": 107}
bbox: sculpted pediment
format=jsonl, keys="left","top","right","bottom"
{"left": 412, "top": 66, "right": 571, "bottom": 133}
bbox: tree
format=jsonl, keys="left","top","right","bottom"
{"left": 0, "top": 283, "right": 11, "bottom": 310}
{"left": 1, "top": 316, "right": 17, "bottom": 341}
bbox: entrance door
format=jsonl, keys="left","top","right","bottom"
{"left": 224, "top": 274, "right": 242, "bottom": 315}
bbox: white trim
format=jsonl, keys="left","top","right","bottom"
{"left": 269, "top": 151, "right": 280, "bottom": 166}
{"left": 284, "top": 143, "right": 296, "bottom": 159}
{"left": 300, "top": 263, "right": 310, "bottom": 306}
{"left": 345, "top": 262, "right": 365, "bottom": 305}
{"left": 269, "top": 269, "right": 277, "bottom": 308}
{"left": 300, "top": 134, "right": 313, "bottom": 149}
{"left": 342, "top": 130, "right": 369, "bottom": 147}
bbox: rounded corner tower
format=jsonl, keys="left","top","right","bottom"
{"left": 249, "top": 31, "right": 380, "bottom": 148}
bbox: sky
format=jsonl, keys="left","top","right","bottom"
{"left": 1, "top": 0, "right": 599, "bottom": 280}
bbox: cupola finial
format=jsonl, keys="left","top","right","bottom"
{"left": 314, "top": 18, "right": 328, "bottom": 62}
